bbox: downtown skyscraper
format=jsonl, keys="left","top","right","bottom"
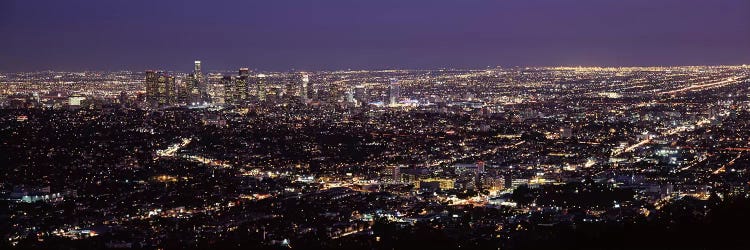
{"left": 224, "top": 68, "right": 250, "bottom": 105}
{"left": 388, "top": 78, "right": 400, "bottom": 106}
{"left": 145, "top": 70, "right": 176, "bottom": 107}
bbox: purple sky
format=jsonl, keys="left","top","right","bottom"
{"left": 1, "top": 0, "right": 749, "bottom": 71}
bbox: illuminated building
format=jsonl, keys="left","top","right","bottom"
{"left": 254, "top": 73, "right": 267, "bottom": 101}
{"left": 180, "top": 60, "right": 205, "bottom": 104}
{"left": 393, "top": 165, "right": 401, "bottom": 183}
{"left": 387, "top": 78, "right": 400, "bottom": 106}
{"left": 177, "top": 78, "right": 190, "bottom": 104}
{"left": 68, "top": 93, "right": 86, "bottom": 107}
{"left": 287, "top": 73, "right": 310, "bottom": 102}
{"left": 354, "top": 85, "right": 367, "bottom": 104}
{"left": 145, "top": 70, "right": 157, "bottom": 105}
{"left": 416, "top": 178, "right": 454, "bottom": 190}
{"left": 222, "top": 76, "right": 236, "bottom": 105}
{"left": 224, "top": 68, "right": 250, "bottom": 105}
{"left": 300, "top": 73, "right": 309, "bottom": 101}
{"left": 145, "top": 70, "right": 175, "bottom": 107}
{"left": 236, "top": 68, "right": 249, "bottom": 102}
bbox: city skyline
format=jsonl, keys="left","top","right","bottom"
{"left": 3, "top": 64, "right": 750, "bottom": 249}
{"left": 3, "top": 1, "right": 750, "bottom": 249}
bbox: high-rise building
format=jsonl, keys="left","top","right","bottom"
{"left": 345, "top": 88, "right": 355, "bottom": 104}
{"left": 165, "top": 75, "right": 176, "bottom": 105}
{"left": 254, "top": 74, "right": 267, "bottom": 102}
{"left": 236, "top": 68, "right": 249, "bottom": 103}
{"left": 388, "top": 78, "right": 400, "bottom": 106}
{"left": 192, "top": 60, "right": 205, "bottom": 103}
{"left": 206, "top": 73, "right": 225, "bottom": 104}
{"left": 145, "top": 70, "right": 176, "bottom": 107}
{"left": 177, "top": 78, "right": 191, "bottom": 104}
{"left": 194, "top": 60, "right": 203, "bottom": 88}
{"left": 354, "top": 85, "right": 367, "bottom": 105}
{"left": 145, "top": 70, "right": 158, "bottom": 104}
{"left": 287, "top": 73, "right": 310, "bottom": 103}
{"left": 394, "top": 165, "right": 401, "bottom": 183}
{"left": 223, "top": 68, "right": 251, "bottom": 106}
{"left": 222, "top": 76, "right": 236, "bottom": 105}
{"left": 300, "top": 73, "right": 309, "bottom": 102}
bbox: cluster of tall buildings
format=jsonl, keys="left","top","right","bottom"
{"left": 145, "top": 61, "right": 206, "bottom": 107}
{"left": 146, "top": 61, "right": 312, "bottom": 107}
{"left": 178, "top": 61, "right": 205, "bottom": 104}
{"left": 144, "top": 70, "right": 176, "bottom": 107}
{"left": 221, "top": 68, "right": 309, "bottom": 105}
{"left": 222, "top": 68, "right": 250, "bottom": 105}
{"left": 144, "top": 61, "right": 410, "bottom": 108}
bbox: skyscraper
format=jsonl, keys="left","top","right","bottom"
{"left": 145, "top": 70, "right": 175, "bottom": 107}
{"left": 300, "top": 73, "right": 309, "bottom": 102}
{"left": 145, "top": 70, "right": 158, "bottom": 105}
{"left": 194, "top": 61, "right": 202, "bottom": 75}
{"left": 255, "top": 74, "right": 267, "bottom": 102}
{"left": 388, "top": 78, "right": 400, "bottom": 106}
{"left": 223, "top": 68, "right": 250, "bottom": 106}
{"left": 206, "top": 73, "right": 225, "bottom": 104}
{"left": 393, "top": 165, "right": 401, "bottom": 183}
{"left": 164, "top": 75, "right": 176, "bottom": 105}
{"left": 236, "top": 68, "right": 249, "bottom": 102}
{"left": 222, "top": 76, "right": 236, "bottom": 105}
{"left": 177, "top": 78, "right": 189, "bottom": 104}
{"left": 345, "top": 88, "right": 355, "bottom": 104}
{"left": 285, "top": 72, "right": 310, "bottom": 103}
{"left": 354, "top": 85, "right": 367, "bottom": 105}
{"left": 191, "top": 60, "right": 205, "bottom": 103}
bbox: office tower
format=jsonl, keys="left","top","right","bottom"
{"left": 300, "top": 73, "right": 309, "bottom": 102}
{"left": 165, "top": 75, "right": 176, "bottom": 105}
{"left": 474, "top": 161, "right": 486, "bottom": 191}
{"left": 206, "top": 73, "right": 225, "bottom": 104}
{"left": 145, "top": 70, "right": 158, "bottom": 105}
{"left": 255, "top": 74, "right": 267, "bottom": 102}
{"left": 222, "top": 76, "right": 236, "bottom": 105}
{"left": 345, "top": 88, "right": 355, "bottom": 104}
{"left": 177, "top": 78, "right": 191, "bottom": 104}
{"left": 194, "top": 60, "right": 202, "bottom": 75}
{"left": 194, "top": 60, "right": 203, "bottom": 90}
{"left": 354, "top": 85, "right": 367, "bottom": 104}
{"left": 283, "top": 73, "right": 296, "bottom": 99}
{"left": 388, "top": 78, "right": 400, "bottom": 106}
{"left": 188, "top": 75, "right": 202, "bottom": 104}
{"left": 192, "top": 60, "right": 205, "bottom": 103}
{"left": 145, "top": 70, "right": 175, "bottom": 107}
{"left": 236, "top": 68, "right": 249, "bottom": 103}
{"left": 287, "top": 73, "right": 309, "bottom": 102}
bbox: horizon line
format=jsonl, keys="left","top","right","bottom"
{"left": 3, "top": 64, "right": 750, "bottom": 74}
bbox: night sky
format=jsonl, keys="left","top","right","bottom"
{"left": 1, "top": 0, "right": 749, "bottom": 72}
